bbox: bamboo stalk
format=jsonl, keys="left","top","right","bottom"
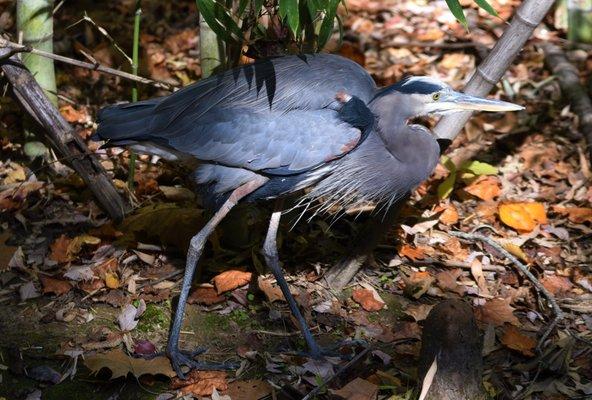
{"left": 127, "top": 0, "right": 142, "bottom": 190}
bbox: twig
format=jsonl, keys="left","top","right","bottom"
{"left": 410, "top": 257, "right": 506, "bottom": 272}
{"left": 0, "top": 37, "right": 174, "bottom": 91}
{"left": 301, "top": 346, "right": 371, "bottom": 400}
{"left": 252, "top": 329, "right": 300, "bottom": 337}
{"left": 450, "top": 231, "right": 563, "bottom": 349}
{"left": 136, "top": 269, "right": 183, "bottom": 290}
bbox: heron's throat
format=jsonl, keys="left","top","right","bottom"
{"left": 369, "top": 94, "right": 411, "bottom": 146}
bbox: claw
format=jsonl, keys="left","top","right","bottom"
{"left": 167, "top": 346, "right": 240, "bottom": 379}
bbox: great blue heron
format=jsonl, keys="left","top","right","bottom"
{"left": 94, "top": 53, "right": 522, "bottom": 378}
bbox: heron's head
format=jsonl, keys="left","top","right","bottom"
{"left": 372, "top": 76, "right": 523, "bottom": 119}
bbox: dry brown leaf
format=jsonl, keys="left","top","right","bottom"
{"left": 398, "top": 244, "right": 426, "bottom": 261}
{"left": 437, "top": 204, "right": 459, "bottom": 225}
{"left": 500, "top": 325, "right": 536, "bottom": 356}
{"left": 212, "top": 270, "right": 252, "bottom": 294}
{"left": 85, "top": 348, "right": 175, "bottom": 379}
{"left": 540, "top": 275, "right": 573, "bottom": 296}
{"left": 330, "top": 377, "right": 378, "bottom": 400}
{"left": 470, "top": 259, "right": 490, "bottom": 296}
{"left": 225, "top": 379, "right": 273, "bottom": 400}
{"left": 67, "top": 235, "right": 101, "bottom": 257}
{"left": 404, "top": 303, "right": 434, "bottom": 321}
{"left": 502, "top": 243, "right": 530, "bottom": 264}
{"left": 436, "top": 269, "right": 465, "bottom": 295}
{"left": 49, "top": 235, "right": 72, "bottom": 263}
{"left": 402, "top": 271, "right": 434, "bottom": 299}
{"left": 464, "top": 176, "right": 501, "bottom": 201}
{"left": 552, "top": 205, "right": 592, "bottom": 223}
{"left": 60, "top": 105, "right": 90, "bottom": 124}
{"left": 40, "top": 276, "right": 72, "bottom": 296}
{"left": 352, "top": 288, "right": 385, "bottom": 312}
{"left": 171, "top": 370, "right": 228, "bottom": 396}
{"left": 0, "top": 181, "right": 44, "bottom": 211}
{"left": 476, "top": 298, "right": 519, "bottom": 326}
{"left": 257, "top": 276, "right": 287, "bottom": 302}
{"left": 188, "top": 286, "right": 225, "bottom": 305}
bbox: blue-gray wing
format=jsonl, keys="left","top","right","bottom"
{"left": 95, "top": 53, "right": 377, "bottom": 174}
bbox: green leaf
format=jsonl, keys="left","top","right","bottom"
{"left": 306, "top": 0, "right": 321, "bottom": 18}
{"left": 317, "top": 0, "right": 340, "bottom": 50}
{"left": 238, "top": 0, "right": 249, "bottom": 16}
{"left": 196, "top": 0, "right": 243, "bottom": 43}
{"left": 460, "top": 160, "right": 498, "bottom": 176}
{"left": 474, "top": 0, "right": 498, "bottom": 17}
{"left": 444, "top": 0, "right": 468, "bottom": 28}
{"left": 280, "top": 0, "right": 300, "bottom": 36}
{"left": 440, "top": 155, "right": 457, "bottom": 173}
{"left": 438, "top": 171, "right": 457, "bottom": 200}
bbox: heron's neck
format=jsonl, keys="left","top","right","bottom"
{"left": 369, "top": 93, "right": 410, "bottom": 147}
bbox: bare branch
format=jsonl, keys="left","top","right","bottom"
{"left": 0, "top": 36, "right": 175, "bottom": 91}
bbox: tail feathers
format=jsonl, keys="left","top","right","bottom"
{"left": 93, "top": 98, "right": 160, "bottom": 143}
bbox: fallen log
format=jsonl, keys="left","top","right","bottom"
{"left": 0, "top": 47, "right": 128, "bottom": 221}
{"left": 418, "top": 299, "right": 488, "bottom": 400}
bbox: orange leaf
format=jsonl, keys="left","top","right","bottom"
{"left": 171, "top": 371, "right": 228, "bottom": 396}
{"left": 500, "top": 325, "right": 536, "bottom": 356}
{"left": 402, "top": 271, "right": 434, "bottom": 299}
{"left": 40, "top": 276, "right": 72, "bottom": 296}
{"left": 438, "top": 204, "right": 459, "bottom": 225}
{"left": 59, "top": 105, "right": 90, "bottom": 124}
{"left": 212, "top": 270, "right": 252, "bottom": 294}
{"left": 464, "top": 176, "right": 501, "bottom": 201}
{"left": 105, "top": 272, "right": 120, "bottom": 289}
{"left": 49, "top": 235, "right": 72, "bottom": 263}
{"left": 257, "top": 276, "right": 287, "bottom": 303}
{"left": 352, "top": 288, "right": 385, "bottom": 312}
{"left": 398, "top": 244, "right": 426, "bottom": 261}
{"left": 475, "top": 298, "right": 519, "bottom": 326}
{"left": 188, "top": 286, "right": 225, "bottom": 305}
{"left": 552, "top": 206, "right": 592, "bottom": 224}
{"left": 499, "top": 202, "right": 547, "bottom": 232}
{"left": 540, "top": 275, "right": 573, "bottom": 296}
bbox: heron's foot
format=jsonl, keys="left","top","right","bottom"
{"left": 167, "top": 346, "right": 239, "bottom": 379}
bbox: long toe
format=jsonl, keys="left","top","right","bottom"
{"left": 167, "top": 346, "right": 240, "bottom": 379}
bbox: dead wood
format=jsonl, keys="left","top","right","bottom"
{"left": 0, "top": 48, "right": 128, "bottom": 221}
{"left": 542, "top": 43, "right": 592, "bottom": 161}
{"left": 418, "top": 299, "right": 488, "bottom": 400}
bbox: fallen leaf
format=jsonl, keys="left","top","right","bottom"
{"left": 438, "top": 204, "right": 459, "bottom": 225}
{"left": 225, "top": 379, "right": 272, "bottom": 400}
{"left": 470, "top": 259, "right": 490, "bottom": 296}
{"left": 402, "top": 271, "right": 434, "bottom": 299}
{"left": 330, "top": 377, "right": 378, "bottom": 400}
{"left": 552, "top": 206, "right": 592, "bottom": 223}
{"left": 171, "top": 370, "right": 228, "bottom": 396}
{"left": 159, "top": 186, "right": 195, "bottom": 202}
{"left": 40, "top": 276, "right": 72, "bottom": 296}
{"left": 500, "top": 325, "right": 536, "bottom": 356}
{"left": 257, "top": 275, "right": 288, "bottom": 302}
{"left": 49, "top": 235, "right": 72, "bottom": 263}
{"left": 67, "top": 235, "right": 101, "bottom": 257}
{"left": 64, "top": 266, "right": 95, "bottom": 281}
{"left": 502, "top": 243, "right": 530, "bottom": 264}
{"left": 398, "top": 244, "right": 426, "bottom": 261}
{"left": 212, "top": 270, "right": 252, "bottom": 294}
{"left": 404, "top": 303, "right": 434, "bottom": 321}
{"left": 188, "top": 286, "right": 226, "bottom": 305}
{"left": 464, "top": 176, "right": 502, "bottom": 201}
{"left": 460, "top": 160, "right": 499, "bottom": 176}
{"left": 0, "top": 181, "right": 44, "bottom": 211}
{"left": 436, "top": 269, "right": 465, "bottom": 295}
{"left": 540, "top": 275, "right": 573, "bottom": 296}
{"left": 105, "top": 272, "right": 120, "bottom": 289}
{"left": 476, "top": 298, "right": 519, "bottom": 326}
{"left": 85, "top": 348, "right": 175, "bottom": 379}
{"left": 499, "top": 202, "right": 547, "bottom": 232}
{"left": 352, "top": 288, "right": 385, "bottom": 312}
{"left": 117, "top": 300, "right": 146, "bottom": 331}
{"left": 20, "top": 281, "right": 41, "bottom": 301}
{"left": 59, "top": 104, "right": 90, "bottom": 124}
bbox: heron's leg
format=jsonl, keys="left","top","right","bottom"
{"left": 262, "top": 206, "right": 322, "bottom": 358}
{"left": 168, "top": 178, "right": 266, "bottom": 379}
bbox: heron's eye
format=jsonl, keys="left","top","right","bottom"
{"left": 432, "top": 93, "right": 441, "bottom": 101}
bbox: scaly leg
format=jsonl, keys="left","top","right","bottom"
{"left": 168, "top": 178, "right": 266, "bottom": 379}
{"left": 261, "top": 206, "right": 322, "bottom": 358}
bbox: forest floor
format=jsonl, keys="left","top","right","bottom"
{"left": 1, "top": 0, "right": 591, "bottom": 399}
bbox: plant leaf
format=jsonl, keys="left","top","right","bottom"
{"left": 279, "top": 0, "right": 300, "bottom": 36}
{"left": 460, "top": 160, "right": 498, "bottom": 176}
{"left": 438, "top": 171, "right": 456, "bottom": 199}
{"left": 474, "top": 0, "right": 499, "bottom": 17}
{"left": 317, "top": 0, "right": 340, "bottom": 50}
{"left": 444, "top": 0, "right": 468, "bottom": 28}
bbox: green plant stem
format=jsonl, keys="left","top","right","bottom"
{"left": 128, "top": 0, "right": 142, "bottom": 191}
